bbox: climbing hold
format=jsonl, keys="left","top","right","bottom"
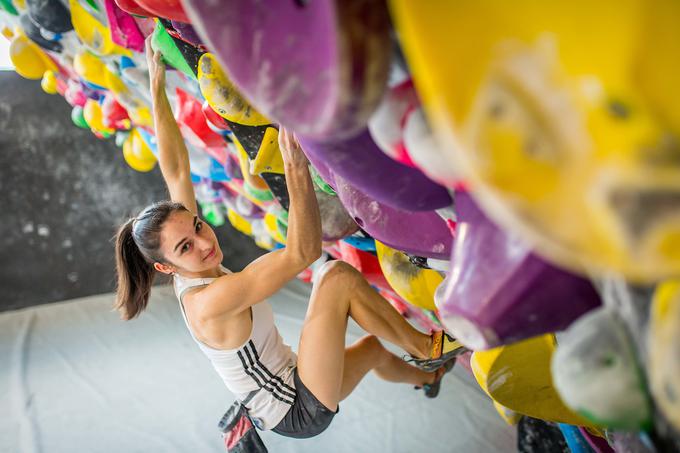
{"left": 552, "top": 307, "right": 652, "bottom": 430}
{"left": 390, "top": 0, "right": 680, "bottom": 282}
{"left": 197, "top": 53, "right": 269, "bottom": 127}
{"left": 249, "top": 127, "right": 283, "bottom": 175}
{"left": 375, "top": 240, "right": 442, "bottom": 311}
{"left": 101, "top": 94, "right": 130, "bottom": 130}
{"left": 316, "top": 189, "right": 359, "bottom": 242}
{"left": 471, "top": 335, "right": 595, "bottom": 427}
{"left": 334, "top": 174, "right": 452, "bottom": 260}
{"left": 71, "top": 105, "right": 89, "bottom": 129}
{"left": 25, "top": 0, "right": 73, "bottom": 33}
{"left": 151, "top": 20, "right": 196, "bottom": 80}
{"left": 9, "top": 33, "right": 56, "bottom": 79}
{"left": 183, "top": 0, "right": 392, "bottom": 140}
{"left": 40, "top": 70, "right": 58, "bottom": 94}
{"left": 114, "top": 0, "right": 153, "bottom": 17}
{"left": 134, "top": 0, "right": 189, "bottom": 22}
{"left": 436, "top": 191, "right": 601, "bottom": 350}
{"left": 174, "top": 88, "right": 225, "bottom": 149}
{"left": 170, "top": 20, "right": 202, "bottom": 47}
{"left": 122, "top": 129, "right": 157, "bottom": 172}
{"left": 70, "top": 0, "right": 131, "bottom": 55}
{"left": 19, "top": 14, "right": 63, "bottom": 52}
{"left": 648, "top": 280, "right": 680, "bottom": 432}
{"left": 104, "top": 0, "right": 145, "bottom": 52}
{"left": 84, "top": 98, "right": 115, "bottom": 135}
{"left": 298, "top": 130, "right": 452, "bottom": 212}
{"left": 368, "top": 79, "right": 419, "bottom": 167}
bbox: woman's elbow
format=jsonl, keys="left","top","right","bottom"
{"left": 289, "top": 246, "right": 322, "bottom": 270}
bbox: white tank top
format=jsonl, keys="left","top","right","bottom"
{"left": 173, "top": 265, "right": 297, "bottom": 430}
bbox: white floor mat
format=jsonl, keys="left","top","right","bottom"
{"left": 0, "top": 281, "right": 516, "bottom": 453}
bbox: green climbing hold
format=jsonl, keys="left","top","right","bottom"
{"left": 199, "top": 201, "right": 226, "bottom": 227}
{"left": 310, "top": 165, "right": 336, "bottom": 195}
{"left": 84, "top": 0, "right": 100, "bottom": 11}
{"left": 0, "top": 0, "right": 18, "bottom": 15}
{"left": 0, "top": 0, "right": 18, "bottom": 16}
{"left": 151, "top": 20, "right": 196, "bottom": 81}
{"left": 244, "top": 181, "right": 274, "bottom": 202}
{"left": 71, "top": 105, "right": 89, "bottom": 129}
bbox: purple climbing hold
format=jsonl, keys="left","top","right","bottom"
{"left": 182, "top": 0, "right": 392, "bottom": 140}
{"left": 298, "top": 130, "right": 452, "bottom": 212}
{"left": 436, "top": 191, "right": 602, "bottom": 350}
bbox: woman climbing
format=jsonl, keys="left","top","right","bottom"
{"left": 113, "top": 36, "right": 463, "bottom": 439}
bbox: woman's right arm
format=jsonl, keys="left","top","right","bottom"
{"left": 146, "top": 37, "right": 198, "bottom": 214}
{"left": 192, "top": 129, "right": 322, "bottom": 322}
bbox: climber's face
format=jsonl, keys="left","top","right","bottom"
{"left": 156, "top": 209, "right": 223, "bottom": 275}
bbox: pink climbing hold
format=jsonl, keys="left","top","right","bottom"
{"left": 105, "top": 0, "right": 145, "bottom": 52}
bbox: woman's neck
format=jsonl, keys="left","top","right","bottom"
{"left": 178, "top": 264, "right": 225, "bottom": 279}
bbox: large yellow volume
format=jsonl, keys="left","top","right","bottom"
{"left": 471, "top": 335, "right": 596, "bottom": 427}
{"left": 390, "top": 0, "right": 680, "bottom": 283}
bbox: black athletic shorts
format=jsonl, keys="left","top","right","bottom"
{"left": 272, "top": 367, "right": 338, "bottom": 439}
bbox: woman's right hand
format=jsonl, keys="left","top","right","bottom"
{"left": 145, "top": 35, "right": 165, "bottom": 92}
{"left": 278, "top": 127, "right": 309, "bottom": 169}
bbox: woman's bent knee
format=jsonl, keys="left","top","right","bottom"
{"left": 314, "top": 260, "right": 359, "bottom": 290}
{"left": 354, "top": 335, "right": 388, "bottom": 365}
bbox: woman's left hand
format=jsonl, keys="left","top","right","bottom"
{"left": 145, "top": 35, "right": 165, "bottom": 92}
{"left": 278, "top": 127, "right": 309, "bottom": 169}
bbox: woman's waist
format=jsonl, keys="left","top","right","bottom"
{"left": 212, "top": 356, "right": 297, "bottom": 392}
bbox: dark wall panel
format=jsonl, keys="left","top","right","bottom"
{"left": 0, "top": 73, "right": 264, "bottom": 312}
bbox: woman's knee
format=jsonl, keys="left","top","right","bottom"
{"left": 353, "top": 335, "right": 388, "bottom": 364}
{"left": 314, "top": 260, "right": 360, "bottom": 291}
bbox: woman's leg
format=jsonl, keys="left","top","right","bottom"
{"left": 339, "top": 335, "right": 440, "bottom": 401}
{"left": 296, "top": 261, "right": 435, "bottom": 411}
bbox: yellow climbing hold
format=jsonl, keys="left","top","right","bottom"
{"left": 122, "top": 129, "right": 157, "bottom": 172}
{"left": 471, "top": 335, "right": 597, "bottom": 427}
{"left": 250, "top": 127, "right": 284, "bottom": 175}
{"left": 375, "top": 240, "right": 441, "bottom": 311}
{"left": 648, "top": 280, "right": 680, "bottom": 432}
{"left": 9, "top": 34, "right": 56, "bottom": 79}
{"left": 70, "top": 0, "right": 131, "bottom": 56}
{"left": 197, "top": 53, "right": 270, "bottom": 126}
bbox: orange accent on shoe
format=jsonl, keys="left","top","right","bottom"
{"left": 430, "top": 331, "right": 443, "bottom": 360}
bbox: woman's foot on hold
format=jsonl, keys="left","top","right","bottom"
{"left": 405, "top": 331, "right": 467, "bottom": 372}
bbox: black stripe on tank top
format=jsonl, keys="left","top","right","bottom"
{"left": 236, "top": 349, "right": 294, "bottom": 405}
{"left": 246, "top": 340, "right": 296, "bottom": 396}
{"left": 236, "top": 350, "right": 293, "bottom": 405}
{"left": 242, "top": 344, "right": 296, "bottom": 401}
{"left": 243, "top": 342, "right": 296, "bottom": 400}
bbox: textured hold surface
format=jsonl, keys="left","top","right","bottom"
{"left": 436, "top": 191, "right": 601, "bottom": 350}
{"left": 552, "top": 308, "right": 652, "bottom": 430}
{"left": 184, "top": 0, "right": 392, "bottom": 140}
{"left": 197, "top": 53, "right": 269, "bottom": 126}
{"left": 315, "top": 190, "right": 359, "bottom": 241}
{"left": 471, "top": 335, "right": 595, "bottom": 427}
{"left": 375, "top": 240, "right": 442, "bottom": 311}
{"left": 334, "top": 173, "right": 452, "bottom": 259}
{"left": 298, "top": 130, "right": 452, "bottom": 211}
{"left": 26, "top": 0, "right": 73, "bottom": 33}
{"left": 649, "top": 281, "right": 680, "bottom": 432}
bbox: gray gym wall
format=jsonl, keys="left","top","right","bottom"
{"left": 0, "top": 72, "right": 264, "bottom": 312}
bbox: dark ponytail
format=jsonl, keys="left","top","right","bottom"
{"left": 114, "top": 201, "right": 188, "bottom": 320}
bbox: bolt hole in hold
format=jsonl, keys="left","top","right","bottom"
{"left": 600, "top": 355, "right": 617, "bottom": 368}
{"left": 293, "top": 0, "right": 309, "bottom": 7}
{"left": 607, "top": 99, "right": 630, "bottom": 120}
{"left": 354, "top": 217, "right": 364, "bottom": 227}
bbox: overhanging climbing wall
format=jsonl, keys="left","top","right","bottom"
{"left": 1, "top": 0, "right": 679, "bottom": 450}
